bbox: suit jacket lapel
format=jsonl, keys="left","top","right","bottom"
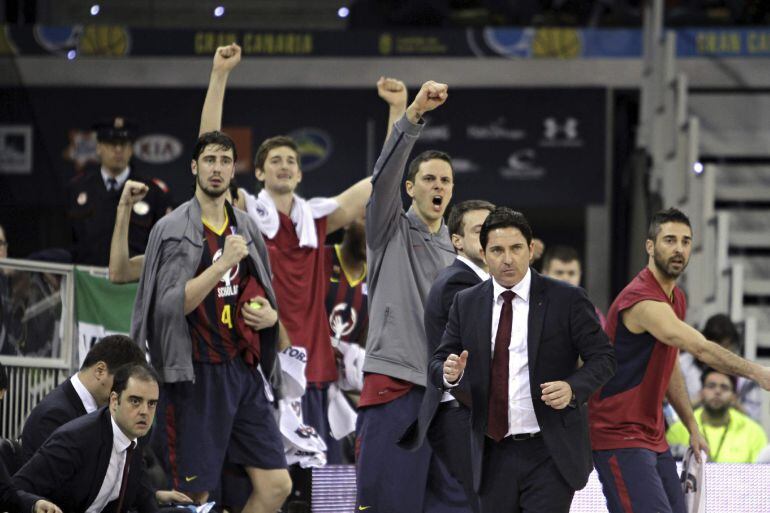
{"left": 476, "top": 280, "right": 494, "bottom": 397}
{"left": 64, "top": 380, "right": 87, "bottom": 416}
{"left": 527, "top": 271, "right": 548, "bottom": 368}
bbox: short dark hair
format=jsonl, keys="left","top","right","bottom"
{"left": 647, "top": 207, "right": 691, "bottom": 241}
{"left": 406, "top": 150, "right": 453, "bottom": 183}
{"left": 81, "top": 335, "right": 146, "bottom": 373}
{"left": 192, "top": 131, "right": 237, "bottom": 163}
{"left": 111, "top": 362, "right": 160, "bottom": 397}
{"left": 447, "top": 200, "right": 495, "bottom": 237}
{"left": 542, "top": 245, "right": 581, "bottom": 272}
{"left": 254, "top": 135, "right": 299, "bottom": 170}
{"left": 479, "top": 207, "right": 533, "bottom": 250}
{"left": 700, "top": 367, "right": 737, "bottom": 392}
{"left": 0, "top": 362, "right": 8, "bottom": 391}
{"left": 702, "top": 313, "right": 740, "bottom": 349}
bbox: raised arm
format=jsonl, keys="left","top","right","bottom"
{"left": 377, "top": 77, "right": 408, "bottom": 142}
{"left": 109, "top": 180, "right": 148, "bottom": 283}
{"left": 199, "top": 43, "right": 241, "bottom": 135}
{"left": 325, "top": 78, "right": 407, "bottom": 235}
{"left": 366, "top": 80, "right": 448, "bottom": 249}
{"left": 626, "top": 300, "right": 770, "bottom": 390}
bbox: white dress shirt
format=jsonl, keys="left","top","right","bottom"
{"left": 491, "top": 269, "right": 540, "bottom": 435}
{"left": 86, "top": 417, "right": 136, "bottom": 513}
{"left": 70, "top": 373, "right": 98, "bottom": 414}
{"left": 456, "top": 255, "right": 490, "bottom": 282}
{"left": 101, "top": 167, "right": 130, "bottom": 191}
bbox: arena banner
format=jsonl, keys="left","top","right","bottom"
{"left": 0, "top": 87, "right": 606, "bottom": 212}
{"left": 3, "top": 25, "right": 770, "bottom": 59}
{"left": 0, "top": 86, "right": 606, "bottom": 211}
{"left": 74, "top": 268, "right": 137, "bottom": 366}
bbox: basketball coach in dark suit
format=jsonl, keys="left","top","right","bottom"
{"left": 432, "top": 207, "right": 616, "bottom": 513}
{"left": 13, "top": 363, "right": 160, "bottom": 513}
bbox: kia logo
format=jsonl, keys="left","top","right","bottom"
{"left": 133, "top": 134, "right": 183, "bottom": 164}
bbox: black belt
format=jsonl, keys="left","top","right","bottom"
{"left": 488, "top": 431, "right": 542, "bottom": 442}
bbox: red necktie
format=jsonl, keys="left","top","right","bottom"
{"left": 487, "top": 290, "right": 515, "bottom": 442}
{"left": 115, "top": 441, "right": 136, "bottom": 513}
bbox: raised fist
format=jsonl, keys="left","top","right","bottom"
{"left": 377, "top": 76, "right": 407, "bottom": 109}
{"left": 410, "top": 80, "right": 448, "bottom": 117}
{"left": 213, "top": 43, "right": 242, "bottom": 73}
{"left": 119, "top": 180, "right": 149, "bottom": 207}
{"left": 219, "top": 234, "right": 248, "bottom": 269}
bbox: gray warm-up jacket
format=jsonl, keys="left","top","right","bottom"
{"left": 131, "top": 197, "right": 279, "bottom": 385}
{"left": 363, "top": 114, "right": 456, "bottom": 387}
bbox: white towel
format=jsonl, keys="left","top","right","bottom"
{"left": 244, "top": 189, "right": 338, "bottom": 248}
{"left": 681, "top": 448, "right": 707, "bottom": 513}
{"left": 327, "top": 383, "right": 357, "bottom": 440}
{"left": 336, "top": 340, "right": 365, "bottom": 392}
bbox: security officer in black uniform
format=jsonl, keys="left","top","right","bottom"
{"left": 66, "top": 117, "right": 172, "bottom": 266}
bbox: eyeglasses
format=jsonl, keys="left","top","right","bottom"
{"left": 703, "top": 382, "right": 732, "bottom": 392}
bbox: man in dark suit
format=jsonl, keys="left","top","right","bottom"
{"left": 416, "top": 199, "right": 494, "bottom": 512}
{"left": 21, "top": 334, "right": 146, "bottom": 461}
{"left": 13, "top": 363, "right": 160, "bottom": 513}
{"left": 432, "top": 207, "right": 616, "bottom": 512}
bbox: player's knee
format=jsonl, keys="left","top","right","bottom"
{"left": 255, "top": 471, "right": 292, "bottom": 507}
{"left": 272, "top": 472, "right": 293, "bottom": 502}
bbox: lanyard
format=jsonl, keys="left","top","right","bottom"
{"left": 701, "top": 411, "right": 731, "bottom": 461}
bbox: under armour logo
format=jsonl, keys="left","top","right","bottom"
{"left": 543, "top": 117, "right": 579, "bottom": 140}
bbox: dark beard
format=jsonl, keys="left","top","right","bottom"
{"left": 703, "top": 402, "right": 730, "bottom": 419}
{"left": 653, "top": 248, "right": 687, "bottom": 279}
{"left": 197, "top": 174, "right": 227, "bottom": 199}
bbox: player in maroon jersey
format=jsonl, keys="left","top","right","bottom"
{"left": 590, "top": 208, "right": 770, "bottom": 513}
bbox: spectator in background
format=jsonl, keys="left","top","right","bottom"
{"left": 679, "top": 313, "right": 761, "bottom": 419}
{"left": 541, "top": 245, "right": 606, "bottom": 328}
{"left": 667, "top": 368, "right": 767, "bottom": 462}
{"left": 66, "top": 116, "right": 172, "bottom": 266}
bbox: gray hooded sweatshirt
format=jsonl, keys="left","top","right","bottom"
{"left": 363, "top": 114, "right": 456, "bottom": 387}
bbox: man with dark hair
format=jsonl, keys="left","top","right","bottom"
{"left": 356, "top": 79, "right": 464, "bottom": 513}
{"left": 542, "top": 244, "right": 606, "bottom": 328}
{"left": 132, "top": 130, "right": 291, "bottom": 513}
{"left": 66, "top": 116, "right": 171, "bottom": 266}
{"left": 667, "top": 368, "right": 767, "bottom": 462}
{"left": 433, "top": 206, "right": 615, "bottom": 512}
{"left": 21, "top": 334, "right": 146, "bottom": 460}
{"left": 198, "top": 45, "right": 374, "bottom": 463}
{"left": 14, "top": 362, "right": 160, "bottom": 513}
{"left": 590, "top": 207, "right": 770, "bottom": 513}
{"left": 402, "top": 199, "right": 495, "bottom": 513}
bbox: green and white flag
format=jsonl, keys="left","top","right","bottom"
{"left": 74, "top": 268, "right": 137, "bottom": 366}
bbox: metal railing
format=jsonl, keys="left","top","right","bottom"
{"left": 0, "top": 258, "right": 80, "bottom": 439}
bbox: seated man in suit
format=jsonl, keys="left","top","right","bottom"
{"left": 21, "top": 334, "right": 146, "bottom": 461}
{"left": 13, "top": 362, "right": 160, "bottom": 513}
{"left": 432, "top": 207, "right": 616, "bottom": 513}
